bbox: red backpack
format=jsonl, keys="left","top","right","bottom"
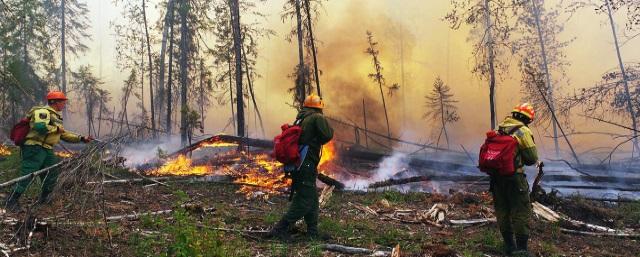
{"left": 273, "top": 119, "right": 303, "bottom": 165}
{"left": 478, "top": 126, "right": 522, "bottom": 176}
{"left": 10, "top": 118, "right": 30, "bottom": 146}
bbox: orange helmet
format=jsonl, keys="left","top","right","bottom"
{"left": 46, "top": 91, "right": 68, "bottom": 101}
{"left": 512, "top": 103, "right": 535, "bottom": 121}
{"left": 303, "top": 94, "right": 324, "bottom": 109}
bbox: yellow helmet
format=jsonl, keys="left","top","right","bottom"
{"left": 512, "top": 103, "right": 535, "bottom": 121}
{"left": 303, "top": 94, "right": 324, "bottom": 109}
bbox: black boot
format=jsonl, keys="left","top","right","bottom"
{"left": 37, "top": 191, "right": 53, "bottom": 205}
{"left": 513, "top": 235, "right": 532, "bottom": 257}
{"left": 306, "top": 225, "right": 331, "bottom": 241}
{"left": 266, "top": 218, "right": 291, "bottom": 241}
{"left": 501, "top": 231, "right": 515, "bottom": 256}
{"left": 4, "top": 192, "right": 22, "bottom": 213}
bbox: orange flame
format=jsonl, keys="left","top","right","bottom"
{"left": 200, "top": 141, "right": 239, "bottom": 148}
{"left": 147, "top": 155, "right": 212, "bottom": 176}
{"left": 55, "top": 151, "right": 74, "bottom": 158}
{"left": 234, "top": 154, "right": 290, "bottom": 198}
{"left": 0, "top": 145, "right": 11, "bottom": 156}
{"left": 319, "top": 141, "right": 337, "bottom": 172}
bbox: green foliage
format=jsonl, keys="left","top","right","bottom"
{"left": 620, "top": 201, "right": 640, "bottom": 225}
{"left": 269, "top": 243, "right": 289, "bottom": 257}
{"left": 129, "top": 190, "right": 250, "bottom": 257}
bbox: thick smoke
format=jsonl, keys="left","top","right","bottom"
{"left": 344, "top": 151, "right": 410, "bottom": 190}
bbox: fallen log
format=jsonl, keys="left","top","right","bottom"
{"left": 318, "top": 173, "right": 345, "bottom": 190}
{"left": 320, "top": 244, "right": 390, "bottom": 256}
{"left": 560, "top": 228, "right": 640, "bottom": 238}
{"left": 0, "top": 160, "right": 67, "bottom": 188}
{"left": 368, "top": 176, "right": 430, "bottom": 188}
{"left": 168, "top": 135, "right": 274, "bottom": 158}
{"left": 449, "top": 218, "right": 496, "bottom": 226}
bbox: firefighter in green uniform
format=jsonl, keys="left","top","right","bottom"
{"left": 492, "top": 103, "right": 539, "bottom": 256}
{"left": 268, "top": 94, "right": 334, "bottom": 240}
{"left": 4, "top": 91, "right": 93, "bottom": 212}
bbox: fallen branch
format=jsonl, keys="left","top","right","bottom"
{"left": 318, "top": 173, "right": 345, "bottom": 190}
{"left": 0, "top": 160, "right": 68, "bottom": 188}
{"left": 449, "top": 218, "right": 496, "bottom": 226}
{"left": 368, "top": 176, "right": 429, "bottom": 188}
{"left": 560, "top": 228, "right": 640, "bottom": 238}
{"left": 320, "top": 244, "right": 390, "bottom": 256}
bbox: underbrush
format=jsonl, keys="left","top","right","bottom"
{"left": 128, "top": 190, "right": 251, "bottom": 257}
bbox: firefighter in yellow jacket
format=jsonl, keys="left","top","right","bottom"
{"left": 493, "top": 103, "right": 539, "bottom": 256}
{"left": 5, "top": 91, "right": 93, "bottom": 212}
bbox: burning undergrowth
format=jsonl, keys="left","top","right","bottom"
{"left": 0, "top": 144, "right": 11, "bottom": 156}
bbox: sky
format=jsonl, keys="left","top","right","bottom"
{"left": 65, "top": 0, "right": 640, "bottom": 160}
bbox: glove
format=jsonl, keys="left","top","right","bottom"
{"left": 81, "top": 136, "right": 94, "bottom": 143}
{"left": 57, "top": 126, "right": 65, "bottom": 134}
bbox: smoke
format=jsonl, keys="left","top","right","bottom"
{"left": 121, "top": 136, "right": 183, "bottom": 167}
{"left": 344, "top": 151, "right": 410, "bottom": 190}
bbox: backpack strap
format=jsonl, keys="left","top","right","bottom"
{"left": 500, "top": 125, "right": 523, "bottom": 136}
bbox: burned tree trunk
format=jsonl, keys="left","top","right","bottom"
{"left": 229, "top": 0, "right": 245, "bottom": 137}
{"left": 157, "top": 0, "right": 176, "bottom": 128}
{"left": 179, "top": 0, "right": 189, "bottom": 145}
{"left": 483, "top": 0, "right": 497, "bottom": 129}
{"left": 604, "top": 0, "right": 640, "bottom": 156}
{"left": 302, "top": 0, "right": 321, "bottom": 96}
{"left": 166, "top": 3, "right": 176, "bottom": 135}
{"left": 530, "top": 0, "right": 560, "bottom": 157}
{"left": 241, "top": 34, "right": 265, "bottom": 137}
{"left": 294, "top": 0, "right": 306, "bottom": 104}
{"left": 142, "top": 0, "right": 156, "bottom": 138}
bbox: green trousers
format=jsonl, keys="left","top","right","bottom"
{"left": 13, "top": 144, "right": 60, "bottom": 196}
{"left": 491, "top": 173, "right": 532, "bottom": 237}
{"left": 283, "top": 158, "right": 319, "bottom": 228}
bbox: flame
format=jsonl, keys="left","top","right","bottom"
{"left": 200, "top": 141, "right": 239, "bottom": 148}
{"left": 0, "top": 145, "right": 11, "bottom": 156}
{"left": 55, "top": 151, "right": 74, "bottom": 158}
{"left": 147, "top": 155, "right": 212, "bottom": 176}
{"left": 319, "top": 141, "right": 337, "bottom": 171}
{"left": 234, "top": 153, "right": 290, "bottom": 198}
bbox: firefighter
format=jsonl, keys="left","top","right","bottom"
{"left": 492, "top": 103, "right": 539, "bottom": 256}
{"left": 4, "top": 91, "right": 93, "bottom": 212}
{"left": 268, "top": 94, "right": 334, "bottom": 240}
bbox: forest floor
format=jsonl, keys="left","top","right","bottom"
{"left": 1, "top": 149, "right": 640, "bottom": 257}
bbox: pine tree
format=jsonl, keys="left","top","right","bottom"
{"left": 424, "top": 76, "right": 459, "bottom": 149}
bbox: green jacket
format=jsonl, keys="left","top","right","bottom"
{"left": 497, "top": 117, "right": 538, "bottom": 172}
{"left": 296, "top": 107, "right": 334, "bottom": 164}
{"left": 24, "top": 106, "right": 82, "bottom": 149}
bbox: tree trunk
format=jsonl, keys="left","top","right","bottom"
{"left": 228, "top": 58, "right": 236, "bottom": 133}
{"left": 303, "top": 0, "right": 321, "bottom": 97}
{"left": 142, "top": 0, "right": 156, "bottom": 138}
{"left": 166, "top": 10, "right": 175, "bottom": 135}
{"left": 605, "top": 0, "right": 640, "bottom": 157}
{"left": 483, "top": 0, "right": 497, "bottom": 129}
{"left": 241, "top": 35, "right": 265, "bottom": 137}
{"left": 157, "top": 0, "right": 175, "bottom": 129}
{"left": 140, "top": 39, "right": 146, "bottom": 122}
{"left": 199, "top": 59, "right": 205, "bottom": 128}
{"left": 179, "top": 0, "right": 189, "bottom": 145}
{"left": 229, "top": 0, "right": 245, "bottom": 137}
{"left": 376, "top": 78, "right": 391, "bottom": 142}
{"left": 439, "top": 96, "right": 450, "bottom": 149}
{"left": 295, "top": 0, "right": 306, "bottom": 104}
{"left": 531, "top": 0, "right": 560, "bottom": 157}
{"left": 61, "top": 0, "right": 67, "bottom": 118}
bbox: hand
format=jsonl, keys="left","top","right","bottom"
{"left": 81, "top": 136, "right": 94, "bottom": 143}
{"left": 536, "top": 161, "right": 544, "bottom": 168}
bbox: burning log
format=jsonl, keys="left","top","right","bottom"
{"left": 318, "top": 173, "right": 345, "bottom": 190}
{"left": 368, "top": 176, "right": 430, "bottom": 188}
{"left": 167, "top": 135, "right": 274, "bottom": 158}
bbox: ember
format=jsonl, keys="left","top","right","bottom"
{"left": 0, "top": 145, "right": 11, "bottom": 156}
{"left": 147, "top": 155, "right": 212, "bottom": 176}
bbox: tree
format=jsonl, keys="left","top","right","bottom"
{"left": 282, "top": 0, "right": 326, "bottom": 103}
{"left": 424, "top": 76, "right": 459, "bottom": 149}
{"left": 445, "top": 0, "right": 527, "bottom": 129}
{"left": 229, "top": 0, "right": 244, "bottom": 137}
{"left": 178, "top": 0, "right": 189, "bottom": 144}
{"left": 141, "top": 0, "right": 156, "bottom": 137}
{"left": 365, "top": 31, "right": 399, "bottom": 142}
{"left": 514, "top": 0, "right": 573, "bottom": 157}
{"left": 70, "top": 65, "right": 110, "bottom": 136}
{"left": 118, "top": 69, "right": 137, "bottom": 135}
{"left": 43, "top": 0, "right": 90, "bottom": 100}
{"left": 156, "top": 0, "right": 176, "bottom": 131}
